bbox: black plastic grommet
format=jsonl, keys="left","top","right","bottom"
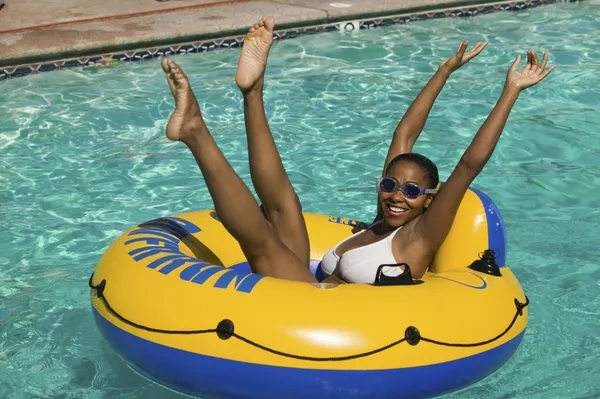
{"left": 405, "top": 326, "right": 421, "bottom": 346}
{"left": 514, "top": 298, "right": 524, "bottom": 316}
{"left": 216, "top": 319, "right": 234, "bottom": 340}
{"left": 96, "top": 280, "right": 107, "bottom": 298}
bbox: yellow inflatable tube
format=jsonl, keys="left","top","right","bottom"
{"left": 90, "top": 187, "right": 528, "bottom": 399}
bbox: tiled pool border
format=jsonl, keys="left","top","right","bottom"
{"left": 0, "top": 0, "right": 577, "bottom": 81}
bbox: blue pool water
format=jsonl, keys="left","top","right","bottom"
{"left": 1, "top": 2, "right": 599, "bottom": 398}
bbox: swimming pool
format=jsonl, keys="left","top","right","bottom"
{"left": 1, "top": 1, "right": 599, "bottom": 398}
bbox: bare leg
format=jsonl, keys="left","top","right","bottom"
{"left": 161, "top": 58, "right": 315, "bottom": 283}
{"left": 236, "top": 16, "right": 311, "bottom": 268}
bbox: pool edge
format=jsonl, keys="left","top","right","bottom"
{"left": 0, "top": 0, "right": 581, "bottom": 82}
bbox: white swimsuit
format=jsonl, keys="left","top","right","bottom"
{"left": 320, "top": 221, "right": 405, "bottom": 284}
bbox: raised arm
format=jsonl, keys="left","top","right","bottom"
{"left": 382, "top": 40, "right": 488, "bottom": 175}
{"left": 415, "top": 50, "right": 555, "bottom": 254}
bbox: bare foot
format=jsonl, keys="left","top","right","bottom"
{"left": 235, "top": 16, "right": 275, "bottom": 93}
{"left": 161, "top": 58, "right": 207, "bottom": 143}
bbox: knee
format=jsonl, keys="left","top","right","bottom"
{"left": 264, "top": 192, "right": 303, "bottom": 215}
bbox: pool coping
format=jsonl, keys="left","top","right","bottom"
{"left": 0, "top": 0, "right": 575, "bottom": 82}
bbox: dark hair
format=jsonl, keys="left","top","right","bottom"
{"left": 385, "top": 153, "right": 439, "bottom": 188}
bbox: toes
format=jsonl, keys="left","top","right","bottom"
{"left": 161, "top": 58, "right": 172, "bottom": 73}
{"left": 167, "top": 64, "right": 188, "bottom": 85}
{"left": 160, "top": 58, "right": 169, "bottom": 72}
{"left": 164, "top": 58, "right": 184, "bottom": 76}
{"left": 172, "top": 70, "right": 184, "bottom": 82}
{"left": 170, "top": 64, "right": 184, "bottom": 77}
{"left": 250, "top": 16, "right": 274, "bottom": 32}
{"left": 263, "top": 16, "right": 274, "bottom": 32}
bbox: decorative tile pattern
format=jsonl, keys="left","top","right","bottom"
{"left": 0, "top": 0, "right": 576, "bottom": 81}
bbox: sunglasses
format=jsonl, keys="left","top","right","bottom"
{"left": 376, "top": 177, "right": 437, "bottom": 199}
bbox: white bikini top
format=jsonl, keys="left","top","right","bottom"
{"left": 320, "top": 221, "right": 404, "bottom": 284}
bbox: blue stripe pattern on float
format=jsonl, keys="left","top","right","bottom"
{"left": 470, "top": 187, "right": 507, "bottom": 266}
{"left": 93, "top": 308, "right": 524, "bottom": 399}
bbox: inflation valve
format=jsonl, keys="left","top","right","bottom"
{"left": 468, "top": 249, "right": 502, "bottom": 276}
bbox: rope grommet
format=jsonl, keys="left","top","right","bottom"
{"left": 96, "top": 280, "right": 107, "bottom": 298}
{"left": 216, "top": 319, "right": 234, "bottom": 340}
{"left": 514, "top": 298, "right": 525, "bottom": 316}
{"left": 405, "top": 326, "right": 421, "bottom": 346}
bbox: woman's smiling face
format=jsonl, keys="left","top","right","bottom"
{"left": 378, "top": 160, "right": 435, "bottom": 229}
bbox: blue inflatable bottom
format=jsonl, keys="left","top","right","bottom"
{"left": 94, "top": 308, "right": 525, "bottom": 399}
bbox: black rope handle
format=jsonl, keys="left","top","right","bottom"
{"left": 89, "top": 274, "right": 529, "bottom": 362}
{"left": 89, "top": 275, "right": 216, "bottom": 335}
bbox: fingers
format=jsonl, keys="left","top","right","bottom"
{"left": 509, "top": 54, "right": 521, "bottom": 73}
{"left": 531, "top": 50, "right": 552, "bottom": 78}
{"left": 477, "top": 40, "right": 489, "bottom": 52}
{"left": 531, "top": 50, "right": 539, "bottom": 68}
{"left": 517, "top": 49, "right": 554, "bottom": 88}
{"left": 539, "top": 50, "right": 549, "bottom": 72}
{"left": 456, "top": 40, "right": 468, "bottom": 57}
{"left": 464, "top": 40, "right": 488, "bottom": 60}
{"left": 523, "top": 50, "right": 533, "bottom": 73}
{"left": 473, "top": 41, "right": 489, "bottom": 54}
{"left": 514, "top": 49, "right": 552, "bottom": 74}
{"left": 539, "top": 64, "right": 555, "bottom": 81}
{"left": 462, "top": 40, "right": 488, "bottom": 64}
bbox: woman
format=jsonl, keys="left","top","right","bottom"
{"left": 161, "top": 16, "right": 554, "bottom": 284}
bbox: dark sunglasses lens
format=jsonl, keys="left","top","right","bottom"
{"left": 380, "top": 178, "right": 396, "bottom": 192}
{"left": 403, "top": 183, "right": 421, "bottom": 198}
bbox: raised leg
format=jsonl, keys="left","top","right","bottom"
{"left": 236, "top": 16, "right": 311, "bottom": 268}
{"left": 161, "top": 57, "right": 315, "bottom": 283}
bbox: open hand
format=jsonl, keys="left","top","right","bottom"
{"left": 506, "top": 50, "right": 555, "bottom": 91}
{"left": 439, "top": 40, "right": 488, "bottom": 74}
